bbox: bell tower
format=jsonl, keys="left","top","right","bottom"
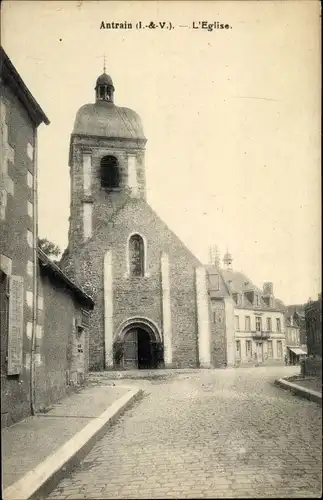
{"left": 67, "top": 68, "right": 147, "bottom": 252}
{"left": 223, "top": 249, "right": 233, "bottom": 271}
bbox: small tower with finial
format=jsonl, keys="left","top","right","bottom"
{"left": 223, "top": 249, "right": 233, "bottom": 271}
{"left": 95, "top": 54, "right": 115, "bottom": 103}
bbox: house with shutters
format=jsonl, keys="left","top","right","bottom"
{"left": 206, "top": 251, "right": 286, "bottom": 366}
{"left": 0, "top": 47, "right": 94, "bottom": 427}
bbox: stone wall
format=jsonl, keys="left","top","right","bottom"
{"left": 1, "top": 82, "right": 36, "bottom": 427}
{"left": 35, "top": 268, "right": 90, "bottom": 411}
{"left": 68, "top": 135, "right": 147, "bottom": 252}
{"left": 210, "top": 298, "right": 227, "bottom": 367}
{"left": 302, "top": 357, "right": 322, "bottom": 379}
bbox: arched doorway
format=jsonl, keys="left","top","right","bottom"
{"left": 115, "top": 318, "right": 163, "bottom": 370}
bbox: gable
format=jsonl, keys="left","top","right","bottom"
{"left": 62, "top": 198, "right": 203, "bottom": 281}
{"left": 81, "top": 198, "right": 202, "bottom": 267}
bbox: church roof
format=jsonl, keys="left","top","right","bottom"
{"left": 96, "top": 72, "right": 114, "bottom": 87}
{"left": 206, "top": 266, "right": 286, "bottom": 312}
{"left": 72, "top": 101, "right": 146, "bottom": 140}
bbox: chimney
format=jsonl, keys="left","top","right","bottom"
{"left": 290, "top": 315, "right": 293, "bottom": 326}
{"left": 263, "top": 282, "right": 273, "bottom": 295}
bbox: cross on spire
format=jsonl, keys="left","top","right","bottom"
{"left": 103, "top": 54, "right": 106, "bottom": 74}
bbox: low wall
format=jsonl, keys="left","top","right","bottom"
{"left": 302, "top": 357, "right": 322, "bottom": 378}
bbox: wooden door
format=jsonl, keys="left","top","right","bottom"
{"left": 123, "top": 329, "right": 138, "bottom": 369}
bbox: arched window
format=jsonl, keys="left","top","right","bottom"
{"left": 100, "top": 156, "right": 120, "bottom": 188}
{"left": 129, "top": 234, "right": 145, "bottom": 277}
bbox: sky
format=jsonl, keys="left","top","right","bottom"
{"left": 2, "top": 0, "right": 321, "bottom": 305}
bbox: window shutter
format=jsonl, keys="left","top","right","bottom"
{"left": 7, "top": 275, "right": 24, "bottom": 375}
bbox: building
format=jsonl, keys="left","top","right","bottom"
{"left": 1, "top": 46, "right": 49, "bottom": 426}
{"left": 0, "top": 48, "right": 94, "bottom": 427}
{"left": 303, "top": 295, "right": 322, "bottom": 378}
{"left": 60, "top": 68, "right": 212, "bottom": 371}
{"left": 207, "top": 265, "right": 235, "bottom": 367}
{"left": 207, "top": 252, "right": 286, "bottom": 366}
{"left": 36, "top": 249, "right": 94, "bottom": 412}
{"left": 284, "top": 315, "right": 306, "bottom": 365}
{"left": 285, "top": 304, "right": 307, "bottom": 346}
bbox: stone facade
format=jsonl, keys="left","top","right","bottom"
{"left": 209, "top": 299, "right": 227, "bottom": 367}
{"left": 206, "top": 265, "right": 235, "bottom": 367}
{"left": 62, "top": 198, "right": 202, "bottom": 370}
{"left": 67, "top": 135, "right": 147, "bottom": 253}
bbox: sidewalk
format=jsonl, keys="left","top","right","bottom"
{"left": 2, "top": 383, "right": 142, "bottom": 500}
{"left": 275, "top": 374, "right": 322, "bottom": 405}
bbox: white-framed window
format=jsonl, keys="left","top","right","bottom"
{"left": 245, "top": 316, "right": 251, "bottom": 331}
{"left": 235, "top": 315, "right": 240, "bottom": 331}
{"left": 266, "top": 317, "right": 272, "bottom": 332}
{"left": 276, "top": 318, "right": 281, "bottom": 332}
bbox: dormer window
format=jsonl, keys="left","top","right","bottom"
{"left": 100, "top": 155, "right": 120, "bottom": 189}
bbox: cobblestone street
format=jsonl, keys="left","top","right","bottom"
{"left": 48, "top": 367, "right": 322, "bottom": 499}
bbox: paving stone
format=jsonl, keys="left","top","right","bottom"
{"left": 47, "top": 367, "right": 322, "bottom": 499}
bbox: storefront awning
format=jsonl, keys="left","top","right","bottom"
{"left": 288, "top": 347, "right": 307, "bottom": 355}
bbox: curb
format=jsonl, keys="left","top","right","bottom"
{"left": 89, "top": 368, "right": 202, "bottom": 380}
{"left": 3, "top": 387, "right": 143, "bottom": 500}
{"left": 275, "top": 378, "right": 322, "bottom": 405}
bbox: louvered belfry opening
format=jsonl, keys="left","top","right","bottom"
{"left": 100, "top": 155, "right": 120, "bottom": 188}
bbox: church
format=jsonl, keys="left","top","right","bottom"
{"left": 60, "top": 69, "right": 215, "bottom": 371}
